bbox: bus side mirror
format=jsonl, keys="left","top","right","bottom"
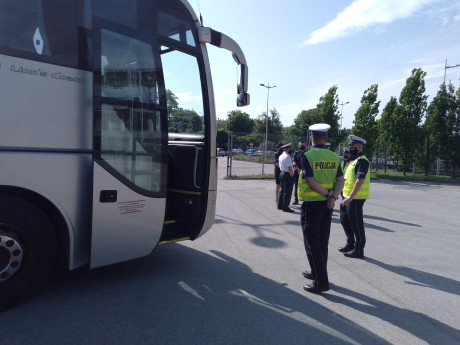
{"left": 237, "top": 92, "right": 250, "bottom": 107}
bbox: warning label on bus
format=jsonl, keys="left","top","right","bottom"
{"left": 118, "top": 200, "right": 146, "bottom": 214}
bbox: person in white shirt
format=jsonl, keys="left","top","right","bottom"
{"left": 277, "top": 142, "right": 295, "bottom": 213}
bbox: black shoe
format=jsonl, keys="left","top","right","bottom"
{"left": 293, "top": 200, "right": 299, "bottom": 205}
{"left": 302, "top": 271, "right": 313, "bottom": 280}
{"left": 344, "top": 249, "right": 364, "bottom": 259}
{"left": 283, "top": 208, "right": 295, "bottom": 213}
{"left": 338, "top": 244, "right": 355, "bottom": 253}
{"left": 303, "top": 283, "right": 330, "bottom": 293}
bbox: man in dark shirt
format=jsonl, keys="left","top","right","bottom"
{"left": 298, "top": 124, "right": 344, "bottom": 293}
{"left": 274, "top": 142, "right": 284, "bottom": 206}
{"left": 292, "top": 142, "right": 306, "bottom": 205}
{"left": 341, "top": 135, "right": 370, "bottom": 259}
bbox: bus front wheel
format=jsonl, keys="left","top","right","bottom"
{"left": 0, "top": 196, "right": 57, "bottom": 310}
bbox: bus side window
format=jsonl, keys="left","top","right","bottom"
{"left": 0, "top": 0, "right": 78, "bottom": 67}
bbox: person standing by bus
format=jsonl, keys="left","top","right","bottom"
{"left": 338, "top": 147, "right": 355, "bottom": 253}
{"left": 274, "top": 142, "right": 284, "bottom": 206}
{"left": 298, "top": 124, "right": 344, "bottom": 293}
{"left": 292, "top": 142, "right": 306, "bottom": 205}
{"left": 278, "top": 143, "right": 295, "bottom": 213}
{"left": 341, "top": 135, "right": 370, "bottom": 259}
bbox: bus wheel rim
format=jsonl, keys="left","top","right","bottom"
{"left": 0, "top": 234, "right": 24, "bottom": 283}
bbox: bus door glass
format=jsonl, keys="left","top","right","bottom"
{"left": 91, "top": 22, "right": 168, "bottom": 268}
{"left": 157, "top": 11, "right": 210, "bottom": 242}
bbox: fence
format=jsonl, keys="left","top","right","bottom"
{"left": 224, "top": 131, "right": 306, "bottom": 177}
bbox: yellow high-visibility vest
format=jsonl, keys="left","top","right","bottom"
{"left": 298, "top": 148, "right": 340, "bottom": 201}
{"left": 343, "top": 155, "right": 370, "bottom": 199}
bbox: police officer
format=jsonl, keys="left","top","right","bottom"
{"left": 274, "top": 142, "right": 284, "bottom": 206}
{"left": 298, "top": 124, "right": 344, "bottom": 293}
{"left": 292, "top": 142, "right": 306, "bottom": 205}
{"left": 338, "top": 147, "right": 355, "bottom": 253}
{"left": 278, "top": 143, "right": 295, "bottom": 213}
{"left": 341, "top": 135, "right": 370, "bottom": 259}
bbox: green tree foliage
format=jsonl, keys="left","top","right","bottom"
{"left": 254, "top": 108, "right": 284, "bottom": 135}
{"left": 352, "top": 84, "right": 380, "bottom": 157}
{"left": 226, "top": 110, "right": 254, "bottom": 133}
{"left": 166, "top": 89, "right": 179, "bottom": 120}
{"left": 291, "top": 108, "right": 320, "bottom": 138}
{"left": 316, "top": 86, "right": 340, "bottom": 149}
{"left": 421, "top": 83, "right": 455, "bottom": 175}
{"left": 169, "top": 109, "right": 203, "bottom": 133}
{"left": 445, "top": 85, "right": 460, "bottom": 178}
{"left": 391, "top": 68, "right": 427, "bottom": 175}
{"left": 378, "top": 96, "right": 398, "bottom": 172}
{"left": 217, "top": 127, "right": 229, "bottom": 150}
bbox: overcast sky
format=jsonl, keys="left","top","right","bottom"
{"left": 186, "top": 0, "right": 460, "bottom": 130}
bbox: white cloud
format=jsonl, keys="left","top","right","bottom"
{"left": 303, "top": 0, "right": 440, "bottom": 45}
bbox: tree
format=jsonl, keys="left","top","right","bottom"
{"left": 445, "top": 84, "right": 460, "bottom": 178}
{"left": 316, "top": 86, "right": 340, "bottom": 149}
{"left": 378, "top": 96, "right": 398, "bottom": 172}
{"left": 254, "top": 108, "right": 284, "bottom": 136}
{"left": 390, "top": 68, "right": 428, "bottom": 175}
{"left": 421, "top": 83, "right": 455, "bottom": 175}
{"left": 291, "top": 108, "right": 320, "bottom": 138}
{"left": 226, "top": 110, "right": 254, "bottom": 133}
{"left": 166, "top": 89, "right": 179, "bottom": 120}
{"left": 169, "top": 109, "right": 202, "bottom": 133}
{"left": 352, "top": 84, "right": 380, "bottom": 157}
{"left": 217, "top": 127, "right": 229, "bottom": 150}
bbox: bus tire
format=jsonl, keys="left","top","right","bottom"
{"left": 0, "top": 196, "right": 57, "bottom": 310}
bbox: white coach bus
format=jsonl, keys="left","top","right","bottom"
{"left": 0, "top": 0, "right": 249, "bottom": 308}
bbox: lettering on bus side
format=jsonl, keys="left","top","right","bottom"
{"left": 9, "top": 64, "right": 85, "bottom": 84}
{"left": 314, "top": 161, "right": 337, "bottom": 170}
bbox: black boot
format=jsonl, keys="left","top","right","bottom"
{"left": 338, "top": 244, "right": 355, "bottom": 253}
{"left": 344, "top": 248, "right": 364, "bottom": 259}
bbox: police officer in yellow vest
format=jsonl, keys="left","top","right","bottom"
{"left": 298, "top": 123, "right": 344, "bottom": 293}
{"left": 341, "top": 135, "right": 370, "bottom": 259}
{"left": 338, "top": 147, "right": 355, "bottom": 253}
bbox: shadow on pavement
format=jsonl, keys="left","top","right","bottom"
{"left": 1, "top": 245, "right": 393, "bottom": 345}
{"left": 366, "top": 257, "right": 460, "bottom": 296}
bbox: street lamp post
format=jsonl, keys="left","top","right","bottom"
{"left": 444, "top": 59, "right": 460, "bottom": 83}
{"left": 260, "top": 82, "right": 276, "bottom": 175}
{"left": 338, "top": 101, "right": 349, "bottom": 154}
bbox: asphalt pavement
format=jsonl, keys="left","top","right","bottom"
{"left": 1, "top": 158, "right": 459, "bottom": 345}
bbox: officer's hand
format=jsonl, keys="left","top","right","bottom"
{"left": 342, "top": 197, "right": 352, "bottom": 207}
{"left": 327, "top": 197, "right": 335, "bottom": 209}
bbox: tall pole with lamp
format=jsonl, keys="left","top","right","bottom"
{"left": 444, "top": 59, "right": 460, "bottom": 83}
{"left": 260, "top": 83, "right": 276, "bottom": 175}
{"left": 338, "top": 101, "right": 349, "bottom": 154}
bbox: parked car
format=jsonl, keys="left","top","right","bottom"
{"left": 252, "top": 150, "right": 262, "bottom": 156}
{"left": 231, "top": 148, "right": 244, "bottom": 155}
{"left": 217, "top": 148, "right": 226, "bottom": 157}
{"left": 245, "top": 149, "right": 256, "bottom": 156}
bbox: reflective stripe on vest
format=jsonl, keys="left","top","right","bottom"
{"left": 298, "top": 149, "right": 340, "bottom": 201}
{"left": 343, "top": 155, "right": 370, "bottom": 199}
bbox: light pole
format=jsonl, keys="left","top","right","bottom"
{"left": 260, "top": 82, "right": 276, "bottom": 175}
{"left": 338, "top": 101, "right": 349, "bottom": 154}
{"left": 444, "top": 59, "right": 460, "bottom": 83}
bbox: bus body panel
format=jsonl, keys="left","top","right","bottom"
{"left": 90, "top": 162, "right": 165, "bottom": 268}
{"left": 0, "top": 55, "right": 92, "bottom": 150}
{"left": 0, "top": 151, "right": 93, "bottom": 269}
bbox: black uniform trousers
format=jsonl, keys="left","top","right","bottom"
{"left": 278, "top": 171, "right": 294, "bottom": 211}
{"left": 301, "top": 200, "right": 332, "bottom": 287}
{"left": 343, "top": 199, "right": 366, "bottom": 250}
{"left": 293, "top": 170, "right": 299, "bottom": 202}
{"left": 340, "top": 202, "right": 355, "bottom": 247}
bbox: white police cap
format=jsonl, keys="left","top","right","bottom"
{"left": 282, "top": 142, "right": 292, "bottom": 149}
{"left": 348, "top": 135, "right": 367, "bottom": 145}
{"left": 309, "top": 123, "right": 331, "bottom": 135}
